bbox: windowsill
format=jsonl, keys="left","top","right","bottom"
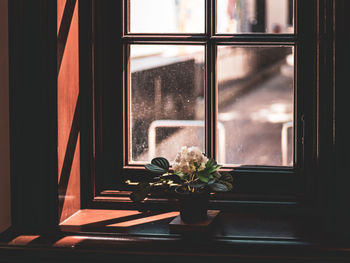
{"left": 60, "top": 209, "right": 307, "bottom": 238}
{"left": 1, "top": 209, "right": 350, "bottom": 261}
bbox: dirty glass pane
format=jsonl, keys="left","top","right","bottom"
{"left": 217, "top": 0, "right": 294, "bottom": 34}
{"left": 129, "top": 45, "right": 205, "bottom": 164}
{"left": 129, "top": 0, "right": 205, "bottom": 33}
{"left": 217, "top": 46, "right": 294, "bottom": 166}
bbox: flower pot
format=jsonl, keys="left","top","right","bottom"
{"left": 175, "top": 187, "right": 209, "bottom": 223}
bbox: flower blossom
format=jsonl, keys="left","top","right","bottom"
{"left": 172, "top": 146, "right": 208, "bottom": 175}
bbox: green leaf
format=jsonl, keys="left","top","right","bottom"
{"left": 219, "top": 180, "right": 233, "bottom": 191}
{"left": 207, "top": 165, "right": 221, "bottom": 174}
{"left": 197, "top": 169, "right": 207, "bottom": 177}
{"left": 213, "top": 171, "right": 222, "bottom": 179}
{"left": 205, "top": 159, "right": 215, "bottom": 168}
{"left": 208, "top": 158, "right": 218, "bottom": 166}
{"left": 145, "top": 163, "right": 167, "bottom": 174}
{"left": 130, "top": 182, "right": 151, "bottom": 202}
{"left": 144, "top": 157, "right": 170, "bottom": 174}
{"left": 220, "top": 172, "right": 233, "bottom": 183}
{"left": 198, "top": 174, "right": 210, "bottom": 183}
{"left": 203, "top": 159, "right": 222, "bottom": 175}
{"left": 209, "top": 182, "right": 228, "bottom": 192}
{"left": 208, "top": 178, "right": 216, "bottom": 185}
{"left": 151, "top": 157, "right": 170, "bottom": 171}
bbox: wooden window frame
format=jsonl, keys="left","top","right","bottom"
{"left": 81, "top": 0, "right": 320, "bottom": 212}
{"left": 8, "top": 0, "right": 347, "bottom": 232}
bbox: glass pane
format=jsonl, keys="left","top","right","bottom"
{"left": 129, "top": 0, "right": 205, "bottom": 33}
{"left": 129, "top": 45, "right": 205, "bottom": 164}
{"left": 217, "top": 0, "right": 294, "bottom": 34}
{"left": 217, "top": 46, "right": 294, "bottom": 166}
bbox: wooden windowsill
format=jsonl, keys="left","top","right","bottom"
{"left": 1, "top": 209, "right": 350, "bottom": 262}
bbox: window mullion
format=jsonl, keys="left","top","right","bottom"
{"left": 205, "top": 0, "right": 216, "bottom": 159}
{"left": 206, "top": 0, "right": 214, "bottom": 36}
{"left": 205, "top": 43, "right": 216, "bottom": 159}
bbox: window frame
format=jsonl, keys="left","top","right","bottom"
{"left": 7, "top": 0, "right": 349, "bottom": 236}
{"left": 83, "top": 0, "right": 320, "bottom": 211}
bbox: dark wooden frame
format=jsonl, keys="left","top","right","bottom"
{"left": 85, "top": 0, "right": 322, "bottom": 212}
{"left": 7, "top": 0, "right": 350, "bottom": 234}
{"left": 79, "top": 0, "right": 95, "bottom": 209}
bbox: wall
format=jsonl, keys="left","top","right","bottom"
{"left": 0, "top": 0, "right": 11, "bottom": 233}
{"left": 57, "top": 0, "right": 81, "bottom": 223}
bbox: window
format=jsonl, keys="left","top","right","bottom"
{"left": 124, "top": 1, "right": 294, "bottom": 167}
{"left": 7, "top": 0, "right": 348, "bottom": 237}
{"left": 88, "top": 0, "right": 317, "bottom": 208}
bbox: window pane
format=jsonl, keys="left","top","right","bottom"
{"left": 129, "top": 45, "right": 205, "bottom": 164}
{"left": 129, "top": 0, "right": 205, "bottom": 33}
{"left": 217, "top": 46, "right": 294, "bottom": 166}
{"left": 217, "top": 0, "right": 294, "bottom": 34}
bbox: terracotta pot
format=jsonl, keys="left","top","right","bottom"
{"left": 175, "top": 186, "right": 209, "bottom": 223}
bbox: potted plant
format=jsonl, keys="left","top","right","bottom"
{"left": 129, "top": 146, "right": 234, "bottom": 223}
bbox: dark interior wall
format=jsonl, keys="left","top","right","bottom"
{"left": 8, "top": 0, "right": 58, "bottom": 230}
{"left": 0, "top": 0, "right": 11, "bottom": 233}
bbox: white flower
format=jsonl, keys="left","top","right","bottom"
{"left": 172, "top": 146, "right": 208, "bottom": 174}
